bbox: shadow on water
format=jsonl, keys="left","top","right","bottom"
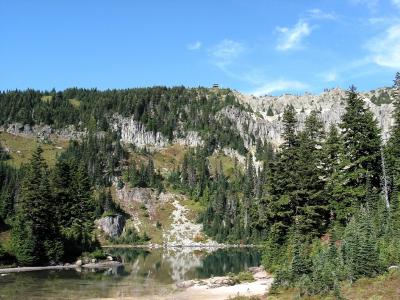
{"left": 0, "top": 247, "right": 261, "bottom": 299}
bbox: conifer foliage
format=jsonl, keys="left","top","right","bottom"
{"left": 10, "top": 147, "right": 98, "bottom": 265}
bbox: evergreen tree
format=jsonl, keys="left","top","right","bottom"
{"left": 332, "top": 86, "right": 382, "bottom": 222}
{"left": 295, "top": 111, "right": 327, "bottom": 235}
{"left": 387, "top": 72, "right": 400, "bottom": 189}
{"left": 267, "top": 105, "right": 300, "bottom": 236}
{"left": 11, "top": 147, "right": 63, "bottom": 264}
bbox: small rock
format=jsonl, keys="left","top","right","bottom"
{"left": 106, "top": 255, "right": 113, "bottom": 261}
{"left": 91, "top": 258, "right": 97, "bottom": 263}
{"left": 253, "top": 270, "right": 268, "bottom": 279}
{"left": 207, "top": 276, "right": 234, "bottom": 288}
{"left": 176, "top": 280, "right": 195, "bottom": 288}
{"left": 248, "top": 266, "right": 265, "bottom": 274}
{"left": 75, "top": 259, "right": 83, "bottom": 266}
{"left": 83, "top": 257, "right": 91, "bottom": 264}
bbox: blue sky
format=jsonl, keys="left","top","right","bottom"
{"left": 1, "top": 0, "right": 400, "bottom": 95}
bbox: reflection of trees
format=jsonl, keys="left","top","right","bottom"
{"left": 0, "top": 248, "right": 262, "bottom": 299}
{"left": 195, "top": 249, "right": 261, "bottom": 278}
{"left": 162, "top": 249, "right": 204, "bottom": 282}
{"left": 104, "top": 248, "right": 261, "bottom": 283}
{"left": 108, "top": 248, "right": 151, "bottom": 263}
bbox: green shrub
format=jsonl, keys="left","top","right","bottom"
{"left": 89, "top": 249, "right": 107, "bottom": 260}
{"left": 228, "top": 271, "right": 255, "bottom": 284}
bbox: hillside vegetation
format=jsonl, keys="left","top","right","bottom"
{"left": 1, "top": 75, "right": 400, "bottom": 298}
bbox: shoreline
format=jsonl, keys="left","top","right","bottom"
{"left": 0, "top": 245, "right": 262, "bottom": 274}
{"left": 0, "top": 261, "right": 122, "bottom": 274}
{"left": 101, "top": 243, "right": 263, "bottom": 249}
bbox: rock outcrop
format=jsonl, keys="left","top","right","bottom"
{"left": 111, "top": 87, "right": 395, "bottom": 151}
{"left": 230, "top": 87, "right": 395, "bottom": 147}
{"left": 112, "top": 115, "right": 203, "bottom": 150}
{"left": 1, "top": 123, "right": 84, "bottom": 140}
{"left": 95, "top": 214, "right": 125, "bottom": 238}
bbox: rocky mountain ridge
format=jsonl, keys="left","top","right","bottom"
{"left": 112, "top": 87, "right": 396, "bottom": 150}
{"left": 1, "top": 87, "right": 395, "bottom": 151}
{"left": 231, "top": 87, "right": 395, "bottom": 146}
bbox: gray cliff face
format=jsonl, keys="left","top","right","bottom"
{"left": 114, "top": 117, "right": 169, "bottom": 148}
{"left": 95, "top": 214, "right": 125, "bottom": 238}
{"left": 3, "top": 87, "right": 393, "bottom": 151}
{"left": 112, "top": 115, "right": 203, "bottom": 149}
{"left": 111, "top": 88, "right": 395, "bottom": 150}
{"left": 2, "top": 123, "right": 85, "bottom": 140}
{"left": 228, "top": 87, "right": 395, "bottom": 147}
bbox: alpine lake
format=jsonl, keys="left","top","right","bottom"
{"left": 0, "top": 247, "right": 261, "bottom": 299}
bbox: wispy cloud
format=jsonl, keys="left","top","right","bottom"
{"left": 349, "top": 0, "right": 379, "bottom": 11}
{"left": 307, "top": 8, "right": 338, "bottom": 20}
{"left": 366, "top": 23, "right": 400, "bottom": 68}
{"left": 187, "top": 41, "right": 202, "bottom": 50}
{"left": 251, "top": 80, "right": 308, "bottom": 96}
{"left": 276, "top": 20, "right": 312, "bottom": 51}
{"left": 209, "top": 39, "right": 245, "bottom": 69}
{"left": 319, "top": 71, "right": 338, "bottom": 82}
{"left": 208, "top": 39, "right": 309, "bottom": 95}
{"left": 392, "top": 0, "right": 400, "bottom": 9}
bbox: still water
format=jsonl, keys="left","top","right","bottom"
{"left": 0, "top": 248, "right": 261, "bottom": 299}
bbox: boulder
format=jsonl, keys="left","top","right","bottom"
{"left": 95, "top": 214, "right": 125, "bottom": 238}
{"left": 176, "top": 280, "right": 196, "bottom": 288}
{"left": 75, "top": 259, "right": 83, "bottom": 266}
{"left": 248, "top": 266, "right": 270, "bottom": 279}
{"left": 207, "top": 276, "right": 234, "bottom": 288}
{"left": 248, "top": 266, "right": 265, "bottom": 274}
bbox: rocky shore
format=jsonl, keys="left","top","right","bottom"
{"left": 0, "top": 259, "right": 122, "bottom": 274}
{"left": 172, "top": 266, "right": 273, "bottom": 300}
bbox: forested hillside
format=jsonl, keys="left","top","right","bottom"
{"left": 1, "top": 74, "right": 400, "bottom": 298}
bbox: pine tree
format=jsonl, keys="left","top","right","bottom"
{"left": 387, "top": 72, "right": 400, "bottom": 189}
{"left": 62, "top": 160, "right": 95, "bottom": 255}
{"left": 340, "top": 86, "right": 382, "bottom": 189}
{"left": 295, "top": 111, "right": 327, "bottom": 235}
{"left": 267, "top": 105, "right": 300, "bottom": 235}
{"left": 243, "top": 154, "right": 255, "bottom": 230}
{"left": 11, "top": 146, "right": 62, "bottom": 264}
{"left": 342, "top": 207, "right": 380, "bottom": 280}
{"left": 332, "top": 86, "right": 382, "bottom": 223}
{"left": 290, "top": 234, "right": 311, "bottom": 279}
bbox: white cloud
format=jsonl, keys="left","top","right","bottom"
{"left": 187, "top": 41, "right": 202, "bottom": 50}
{"left": 276, "top": 20, "right": 312, "bottom": 51}
{"left": 367, "top": 24, "right": 400, "bottom": 68}
{"left": 251, "top": 80, "right": 308, "bottom": 96}
{"left": 320, "top": 71, "right": 338, "bottom": 82}
{"left": 307, "top": 8, "right": 337, "bottom": 20}
{"left": 392, "top": 0, "right": 400, "bottom": 9}
{"left": 209, "top": 39, "right": 245, "bottom": 68}
{"left": 349, "top": 0, "right": 379, "bottom": 10}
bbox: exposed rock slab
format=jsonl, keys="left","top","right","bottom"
{"left": 95, "top": 214, "right": 125, "bottom": 238}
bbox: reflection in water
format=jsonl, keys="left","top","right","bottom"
{"left": 0, "top": 247, "right": 261, "bottom": 299}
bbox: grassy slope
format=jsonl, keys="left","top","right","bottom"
{"left": 268, "top": 270, "right": 400, "bottom": 300}
{"left": 107, "top": 144, "right": 226, "bottom": 244}
{"left": 0, "top": 135, "right": 236, "bottom": 245}
{"left": 0, "top": 132, "right": 68, "bottom": 167}
{"left": 208, "top": 152, "right": 240, "bottom": 177}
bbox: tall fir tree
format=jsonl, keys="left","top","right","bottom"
{"left": 11, "top": 147, "right": 63, "bottom": 265}
{"left": 267, "top": 105, "right": 300, "bottom": 236}
{"left": 386, "top": 72, "right": 400, "bottom": 189}
{"left": 332, "top": 86, "right": 382, "bottom": 223}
